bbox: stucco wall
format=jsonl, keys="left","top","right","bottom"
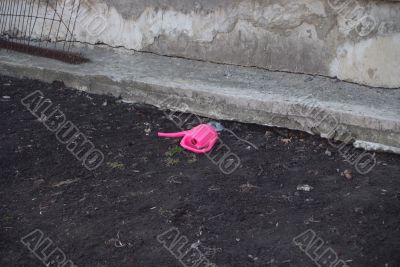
{"left": 4, "top": 0, "right": 400, "bottom": 88}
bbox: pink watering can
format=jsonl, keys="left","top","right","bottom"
{"left": 158, "top": 123, "right": 221, "bottom": 154}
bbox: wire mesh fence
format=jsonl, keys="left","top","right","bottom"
{"left": 0, "top": 0, "right": 87, "bottom": 63}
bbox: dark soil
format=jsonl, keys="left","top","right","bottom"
{"left": 0, "top": 75, "right": 399, "bottom": 267}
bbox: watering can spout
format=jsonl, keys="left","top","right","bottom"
{"left": 158, "top": 131, "right": 186, "bottom": 138}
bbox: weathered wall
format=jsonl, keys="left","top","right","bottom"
{"left": 4, "top": 0, "right": 400, "bottom": 88}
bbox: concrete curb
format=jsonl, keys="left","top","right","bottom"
{"left": 0, "top": 48, "right": 399, "bottom": 154}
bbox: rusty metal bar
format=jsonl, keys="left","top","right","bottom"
{"left": 0, "top": 0, "right": 87, "bottom": 64}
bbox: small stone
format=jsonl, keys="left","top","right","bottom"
{"left": 2, "top": 95, "right": 10, "bottom": 100}
{"left": 297, "top": 184, "right": 314, "bottom": 192}
{"left": 325, "top": 149, "right": 332, "bottom": 156}
{"left": 342, "top": 169, "right": 352, "bottom": 180}
{"left": 354, "top": 207, "right": 363, "bottom": 214}
{"left": 248, "top": 254, "right": 258, "bottom": 261}
{"left": 144, "top": 122, "right": 151, "bottom": 135}
{"left": 264, "top": 130, "right": 273, "bottom": 137}
{"left": 281, "top": 138, "right": 292, "bottom": 145}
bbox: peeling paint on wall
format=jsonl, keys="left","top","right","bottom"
{"left": 331, "top": 33, "right": 400, "bottom": 88}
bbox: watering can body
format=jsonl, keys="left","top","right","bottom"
{"left": 158, "top": 124, "right": 218, "bottom": 153}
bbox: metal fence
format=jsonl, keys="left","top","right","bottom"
{"left": 0, "top": 0, "right": 87, "bottom": 63}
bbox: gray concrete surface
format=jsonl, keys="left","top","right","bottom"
{"left": 2, "top": 0, "right": 399, "bottom": 87}
{"left": 0, "top": 47, "right": 399, "bottom": 153}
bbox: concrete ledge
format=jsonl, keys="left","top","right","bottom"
{"left": 0, "top": 47, "right": 399, "bottom": 154}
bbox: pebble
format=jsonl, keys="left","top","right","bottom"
{"left": 248, "top": 254, "right": 258, "bottom": 261}
{"left": 264, "top": 130, "right": 273, "bottom": 137}
{"left": 297, "top": 184, "right": 314, "bottom": 192}
{"left": 325, "top": 149, "right": 332, "bottom": 156}
{"left": 342, "top": 169, "right": 353, "bottom": 180}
